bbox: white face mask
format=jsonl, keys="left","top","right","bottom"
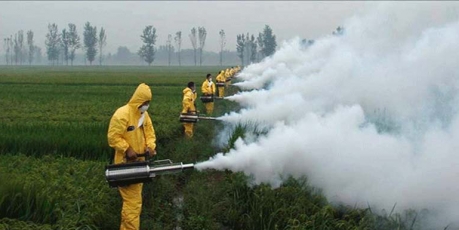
{"left": 139, "top": 104, "right": 149, "bottom": 113}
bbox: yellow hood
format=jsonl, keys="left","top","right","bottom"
{"left": 128, "top": 83, "right": 152, "bottom": 108}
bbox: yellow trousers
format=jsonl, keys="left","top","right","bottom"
{"left": 204, "top": 102, "right": 214, "bottom": 115}
{"left": 218, "top": 87, "right": 225, "bottom": 97}
{"left": 183, "top": 123, "right": 194, "bottom": 138}
{"left": 119, "top": 183, "right": 143, "bottom": 230}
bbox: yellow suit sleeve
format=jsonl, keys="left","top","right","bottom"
{"left": 201, "top": 81, "right": 208, "bottom": 95}
{"left": 107, "top": 112, "right": 130, "bottom": 153}
{"left": 143, "top": 113, "right": 156, "bottom": 150}
{"left": 216, "top": 74, "right": 224, "bottom": 82}
{"left": 182, "top": 95, "right": 193, "bottom": 113}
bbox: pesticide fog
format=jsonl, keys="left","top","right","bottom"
{"left": 196, "top": 2, "right": 459, "bottom": 225}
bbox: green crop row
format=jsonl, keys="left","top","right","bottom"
{"left": 0, "top": 66, "right": 227, "bottom": 160}
{"left": 0, "top": 153, "right": 424, "bottom": 230}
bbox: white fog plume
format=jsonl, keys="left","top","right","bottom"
{"left": 196, "top": 2, "right": 459, "bottom": 226}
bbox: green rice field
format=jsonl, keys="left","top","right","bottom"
{"left": 0, "top": 66, "right": 424, "bottom": 229}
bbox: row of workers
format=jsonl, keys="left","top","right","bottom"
{"left": 182, "top": 66, "right": 241, "bottom": 138}
{"left": 106, "top": 67, "right": 241, "bottom": 230}
{"left": 215, "top": 66, "right": 241, "bottom": 98}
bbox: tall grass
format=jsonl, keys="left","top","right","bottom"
{"left": 0, "top": 177, "right": 57, "bottom": 224}
{"left": 0, "top": 154, "right": 119, "bottom": 228}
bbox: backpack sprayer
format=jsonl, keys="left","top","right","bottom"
{"left": 179, "top": 113, "right": 217, "bottom": 123}
{"left": 105, "top": 152, "right": 194, "bottom": 188}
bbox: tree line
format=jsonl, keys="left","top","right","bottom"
{"left": 3, "top": 30, "right": 40, "bottom": 65}
{"left": 236, "top": 25, "right": 277, "bottom": 66}
{"left": 44, "top": 22, "right": 106, "bottom": 66}
{"left": 136, "top": 25, "right": 277, "bottom": 67}
{"left": 3, "top": 23, "right": 279, "bottom": 66}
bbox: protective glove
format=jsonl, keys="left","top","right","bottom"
{"left": 125, "top": 147, "right": 138, "bottom": 161}
{"left": 147, "top": 147, "right": 157, "bottom": 156}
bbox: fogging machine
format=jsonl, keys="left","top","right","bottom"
{"left": 216, "top": 82, "right": 226, "bottom": 87}
{"left": 105, "top": 152, "right": 194, "bottom": 187}
{"left": 179, "top": 113, "right": 217, "bottom": 123}
{"left": 200, "top": 95, "right": 224, "bottom": 103}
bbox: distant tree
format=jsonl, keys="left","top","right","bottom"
{"left": 11, "top": 31, "right": 24, "bottom": 65}
{"left": 106, "top": 52, "right": 112, "bottom": 64}
{"left": 333, "top": 26, "right": 345, "bottom": 36}
{"left": 13, "top": 33, "right": 19, "bottom": 65}
{"left": 34, "top": 46, "right": 42, "bottom": 64}
{"left": 3, "top": 38, "right": 7, "bottom": 65}
{"left": 58, "top": 44, "right": 64, "bottom": 65}
{"left": 98, "top": 27, "right": 107, "bottom": 65}
{"left": 138, "top": 25, "right": 157, "bottom": 66}
{"left": 174, "top": 31, "right": 182, "bottom": 66}
{"left": 219, "top": 29, "right": 226, "bottom": 66}
{"left": 8, "top": 35, "right": 13, "bottom": 65}
{"left": 26, "top": 30, "right": 34, "bottom": 65}
{"left": 156, "top": 44, "right": 176, "bottom": 65}
{"left": 236, "top": 34, "right": 246, "bottom": 66}
{"left": 17, "top": 30, "right": 25, "bottom": 65}
{"left": 198, "top": 27, "right": 207, "bottom": 66}
{"left": 189, "top": 27, "right": 197, "bottom": 66}
{"left": 260, "top": 25, "right": 277, "bottom": 57}
{"left": 45, "top": 23, "right": 60, "bottom": 65}
{"left": 3, "top": 37, "right": 11, "bottom": 65}
{"left": 248, "top": 34, "right": 257, "bottom": 64}
{"left": 301, "top": 39, "right": 315, "bottom": 47}
{"left": 241, "top": 33, "right": 257, "bottom": 66}
{"left": 256, "top": 32, "right": 264, "bottom": 61}
{"left": 68, "top": 23, "right": 81, "bottom": 66}
{"left": 61, "top": 29, "right": 70, "bottom": 65}
{"left": 83, "top": 22, "right": 98, "bottom": 65}
{"left": 166, "top": 34, "right": 173, "bottom": 66}
{"left": 115, "top": 46, "right": 133, "bottom": 64}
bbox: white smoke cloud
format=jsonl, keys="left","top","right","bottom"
{"left": 196, "top": 2, "right": 459, "bottom": 226}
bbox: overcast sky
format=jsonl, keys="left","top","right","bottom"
{"left": 0, "top": 1, "right": 366, "bottom": 54}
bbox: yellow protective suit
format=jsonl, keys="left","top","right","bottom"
{"left": 224, "top": 68, "right": 231, "bottom": 87}
{"left": 107, "top": 83, "right": 157, "bottom": 230}
{"left": 201, "top": 79, "right": 216, "bottom": 115}
{"left": 182, "top": 87, "right": 197, "bottom": 138}
{"left": 216, "top": 71, "right": 226, "bottom": 97}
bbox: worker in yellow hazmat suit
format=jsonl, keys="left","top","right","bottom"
{"left": 107, "top": 83, "right": 157, "bottom": 230}
{"left": 224, "top": 68, "right": 231, "bottom": 87}
{"left": 182, "top": 81, "right": 197, "bottom": 138}
{"left": 230, "top": 67, "right": 235, "bottom": 77}
{"left": 216, "top": 70, "right": 226, "bottom": 97}
{"left": 236, "top": 65, "right": 241, "bottom": 73}
{"left": 201, "top": 73, "right": 216, "bottom": 115}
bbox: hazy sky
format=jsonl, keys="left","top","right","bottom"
{"left": 0, "top": 1, "right": 365, "bottom": 54}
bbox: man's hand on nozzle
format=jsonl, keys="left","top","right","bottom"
{"left": 147, "top": 147, "right": 157, "bottom": 156}
{"left": 125, "top": 147, "right": 137, "bottom": 161}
